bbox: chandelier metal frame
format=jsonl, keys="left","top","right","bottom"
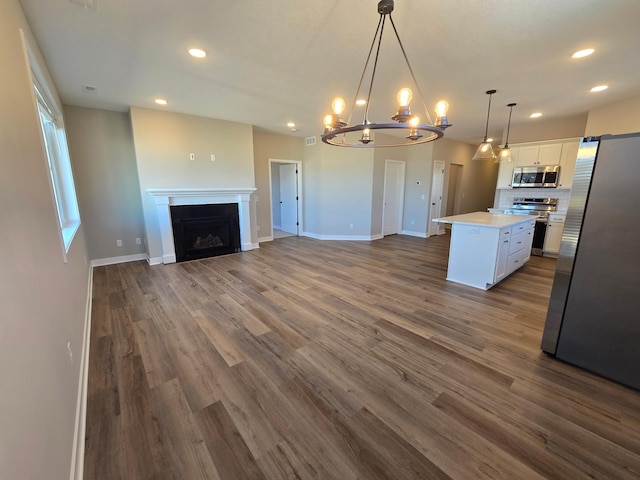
{"left": 321, "top": 0, "right": 451, "bottom": 148}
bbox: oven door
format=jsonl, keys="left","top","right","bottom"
{"left": 532, "top": 218, "right": 547, "bottom": 255}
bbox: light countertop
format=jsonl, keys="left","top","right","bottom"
{"left": 433, "top": 212, "right": 534, "bottom": 228}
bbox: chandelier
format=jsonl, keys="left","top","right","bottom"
{"left": 321, "top": 0, "right": 451, "bottom": 148}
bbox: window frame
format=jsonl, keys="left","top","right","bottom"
{"left": 23, "top": 31, "right": 81, "bottom": 261}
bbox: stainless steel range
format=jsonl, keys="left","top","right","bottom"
{"left": 501, "top": 197, "right": 558, "bottom": 256}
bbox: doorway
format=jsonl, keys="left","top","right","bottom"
{"left": 269, "top": 159, "right": 303, "bottom": 239}
{"left": 428, "top": 160, "right": 446, "bottom": 236}
{"left": 446, "top": 163, "right": 463, "bottom": 216}
{"left": 382, "top": 159, "right": 406, "bottom": 236}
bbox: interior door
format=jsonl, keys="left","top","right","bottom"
{"left": 382, "top": 160, "right": 405, "bottom": 236}
{"left": 429, "top": 160, "right": 445, "bottom": 236}
{"left": 279, "top": 163, "right": 298, "bottom": 234}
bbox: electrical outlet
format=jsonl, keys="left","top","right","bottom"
{"left": 135, "top": 237, "right": 142, "bottom": 245}
{"left": 210, "top": 154, "right": 215, "bottom": 162}
{"left": 116, "top": 239, "right": 122, "bottom": 247}
{"left": 349, "top": 223, "right": 354, "bottom": 229}
{"left": 189, "top": 153, "right": 196, "bottom": 161}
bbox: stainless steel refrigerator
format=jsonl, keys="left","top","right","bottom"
{"left": 541, "top": 133, "right": 640, "bottom": 390}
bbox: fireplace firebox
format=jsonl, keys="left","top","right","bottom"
{"left": 170, "top": 203, "right": 240, "bottom": 262}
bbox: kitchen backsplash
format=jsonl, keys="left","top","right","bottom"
{"left": 493, "top": 188, "right": 572, "bottom": 212}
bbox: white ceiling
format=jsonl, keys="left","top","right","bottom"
{"left": 18, "top": 0, "right": 640, "bottom": 145}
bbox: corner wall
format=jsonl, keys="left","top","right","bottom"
{"left": 252, "top": 129, "right": 304, "bottom": 239}
{"left": 65, "top": 106, "right": 146, "bottom": 262}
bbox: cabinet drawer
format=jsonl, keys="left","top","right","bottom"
{"left": 509, "top": 230, "right": 530, "bottom": 255}
{"left": 512, "top": 219, "right": 535, "bottom": 234}
{"left": 507, "top": 247, "right": 529, "bottom": 274}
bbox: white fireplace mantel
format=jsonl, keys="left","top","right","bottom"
{"left": 147, "top": 187, "right": 256, "bottom": 264}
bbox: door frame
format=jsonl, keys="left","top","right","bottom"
{"left": 381, "top": 159, "right": 406, "bottom": 237}
{"left": 429, "top": 160, "right": 446, "bottom": 236}
{"left": 268, "top": 158, "right": 303, "bottom": 238}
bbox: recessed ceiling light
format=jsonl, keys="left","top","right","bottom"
{"left": 530, "top": 112, "right": 542, "bottom": 118}
{"left": 188, "top": 48, "right": 207, "bottom": 59}
{"left": 356, "top": 99, "right": 367, "bottom": 106}
{"left": 590, "top": 85, "right": 608, "bottom": 92}
{"left": 286, "top": 122, "right": 296, "bottom": 128}
{"left": 154, "top": 98, "right": 168, "bottom": 106}
{"left": 572, "top": 48, "right": 595, "bottom": 59}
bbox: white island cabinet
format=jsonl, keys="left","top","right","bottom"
{"left": 433, "top": 212, "right": 535, "bottom": 290}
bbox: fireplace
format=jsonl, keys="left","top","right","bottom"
{"left": 147, "top": 188, "right": 256, "bottom": 265}
{"left": 171, "top": 203, "right": 240, "bottom": 262}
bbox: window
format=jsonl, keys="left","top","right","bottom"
{"left": 27, "top": 47, "right": 81, "bottom": 258}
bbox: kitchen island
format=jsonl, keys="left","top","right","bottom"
{"left": 433, "top": 212, "right": 536, "bottom": 290}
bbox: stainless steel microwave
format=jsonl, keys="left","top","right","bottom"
{"left": 512, "top": 165, "right": 560, "bottom": 188}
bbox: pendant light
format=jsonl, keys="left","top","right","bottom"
{"left": 472, "top": 89, "right": 497, "bottom": 160}
{"left": 497, "top": 103, "right": 516, "bottom": 163}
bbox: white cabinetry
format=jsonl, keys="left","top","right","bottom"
{"left": 516, "top": 143, "right": 562, "bottom": 166}
{"left": 544, "top": 213, "right": 566, "bottom": 255}
{"left": 441, "top": 215, "right": 535, "bottom": 289}
{"left": 558, "top": 142, "right": 579, "bottom": 188}
{"left": 496, "top": 156, "right": 516, "bottom": 189}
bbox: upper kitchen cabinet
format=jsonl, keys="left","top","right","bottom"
{"left": 516, "top": 143, "right": 562, "bottom": 166}
{"left": 496, "top": 150, "right": 517, "bottom": 189}
{"left": 494, "top": 138, "right": 581, "bottom": 190}
{"left": 558, "top": 141, "right": 580, "bottom": 189}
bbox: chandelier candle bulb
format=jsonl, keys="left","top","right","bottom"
{"left": 434, "top": 100, "right": 450, "bottom": 128}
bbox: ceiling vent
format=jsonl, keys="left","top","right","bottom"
{"left": 305, "top": 136, "right": 316, "bottom": 147}
{"left": 83, "top": 85, "right": 97, "bottom": 94}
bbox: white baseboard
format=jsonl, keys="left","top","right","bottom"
{"left": 258, "top": 235, "right": 274, "bottom": 243}
{"left": 401, "top": 229, "right": 428, "bottom": 238}
{"left": 273, "top": 224, "right": 281, "bottom": 230}
{"left": 147, "top": 256, "right": 163, "bottom": 265}
{"left": 69, "top": 266, "right": 93, "bottom": 480}
{"left": 91, "top": 253, "right": 148, "bottom": 267}
{"left": 252, "top": 242, "right": 260, "bottom": 249}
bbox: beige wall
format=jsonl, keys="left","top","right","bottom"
{"left": 129, "top": 107, "right": 255, "bottom": 261}
{"left": 433, "top": 138, "right": 498, "bottom": 215}
{"left": 302, "top": 141, "right": 374, "bottom": 237}
{"left": 503, "top": 113, "right": 588, "bottom": 144}
{"left": 585, "top": 94, "right": 640, "bottom": 136}
{"left": 0, "top": 1, "right": 91, "bottom": 478}
{"left": 252, "top": 129, "right": 304, "bottom": 239}
{"left": 65, "top": 106, "right": 146, "bottom": 261}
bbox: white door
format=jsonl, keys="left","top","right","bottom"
{"left": 279, "top": 163, "right": 298, "bottom": 234}
{"left": 429, "top": 160, "right": 445, "bottom": 236}
{"left": 382, "top": 160, "right": 406, "bottom": 236}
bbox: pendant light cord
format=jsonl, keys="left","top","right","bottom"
{"left": 483, "top": 92, "right": 493, "bottom": 141}
{"left": 388, "top": 15, "right": 434, "bottom": 125}
{"left": 504, "top": 104, "right": 514, "bottom": 147}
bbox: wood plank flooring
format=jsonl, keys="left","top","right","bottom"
{"left": 84, "top": 234, "right": 640, "bottom": 479}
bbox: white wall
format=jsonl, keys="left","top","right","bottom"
{"left": 129, "top": 107, "right": 255, "bottom": 261}
{"left": 0, "top": 1, "right": 91, "bottom": 478}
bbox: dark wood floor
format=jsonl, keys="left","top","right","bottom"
{"left": 85, "top": 233, "right": 640, "bottom": 479}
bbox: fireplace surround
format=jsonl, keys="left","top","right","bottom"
{"left": 148, "top": 188, "right": 255, "bottom": 264}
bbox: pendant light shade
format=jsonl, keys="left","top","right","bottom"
{"left": 472, "top": 89, "right": 497, "bottom": 161}
{"left": 497, "top": 103, "right": 516, "bottom": 163}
